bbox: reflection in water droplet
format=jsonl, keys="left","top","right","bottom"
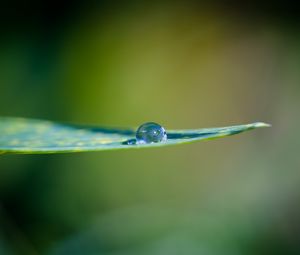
{"left": 136, "top": 122, "right": 167, "bottom": 144}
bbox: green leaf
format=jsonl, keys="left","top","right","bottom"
{"left": 0, "top": 117, "right": 270, "bottom": 154}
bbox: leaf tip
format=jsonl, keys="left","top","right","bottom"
{"left": 253, "top": 122, "right": 271, "bottom": 128}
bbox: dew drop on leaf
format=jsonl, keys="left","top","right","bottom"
{"left": 123, "top": 138, "right": 137, "bottom": 145}
{"left": 136, "top": 122, "right": 167, "bottom": 144}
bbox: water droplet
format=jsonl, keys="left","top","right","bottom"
{"left": 136, "top": 122, "right": 167, "bottom": 144}
{"left": 123, "top": 138, "right": 137, "bottom": 145}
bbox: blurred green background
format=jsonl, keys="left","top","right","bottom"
{"left": 1, "top": 1, "right": 300, "bottom": 254}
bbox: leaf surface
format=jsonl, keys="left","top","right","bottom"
{"left": 0, "top": 117, "right": 270, "bottom": 154}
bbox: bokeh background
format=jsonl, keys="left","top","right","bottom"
{"left": 1, "top": 1, "right": 300, "bottom": 254}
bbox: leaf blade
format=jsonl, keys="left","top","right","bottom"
{"left": 0, "top": 117, "right": 270, "bottom": 154}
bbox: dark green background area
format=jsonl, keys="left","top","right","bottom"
{"left": 1, "top": 1, "right": 300, "bottom": 255}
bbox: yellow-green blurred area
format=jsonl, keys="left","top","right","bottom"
{"left": 1, "top": 1, "right": 300, "bottom": 254}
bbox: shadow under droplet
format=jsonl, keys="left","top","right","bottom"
{"left": 167, "top": 130, "right": 243, "bottom": 139}
{"left": 167, "top": 132, "right": 215, "bottom": 139}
